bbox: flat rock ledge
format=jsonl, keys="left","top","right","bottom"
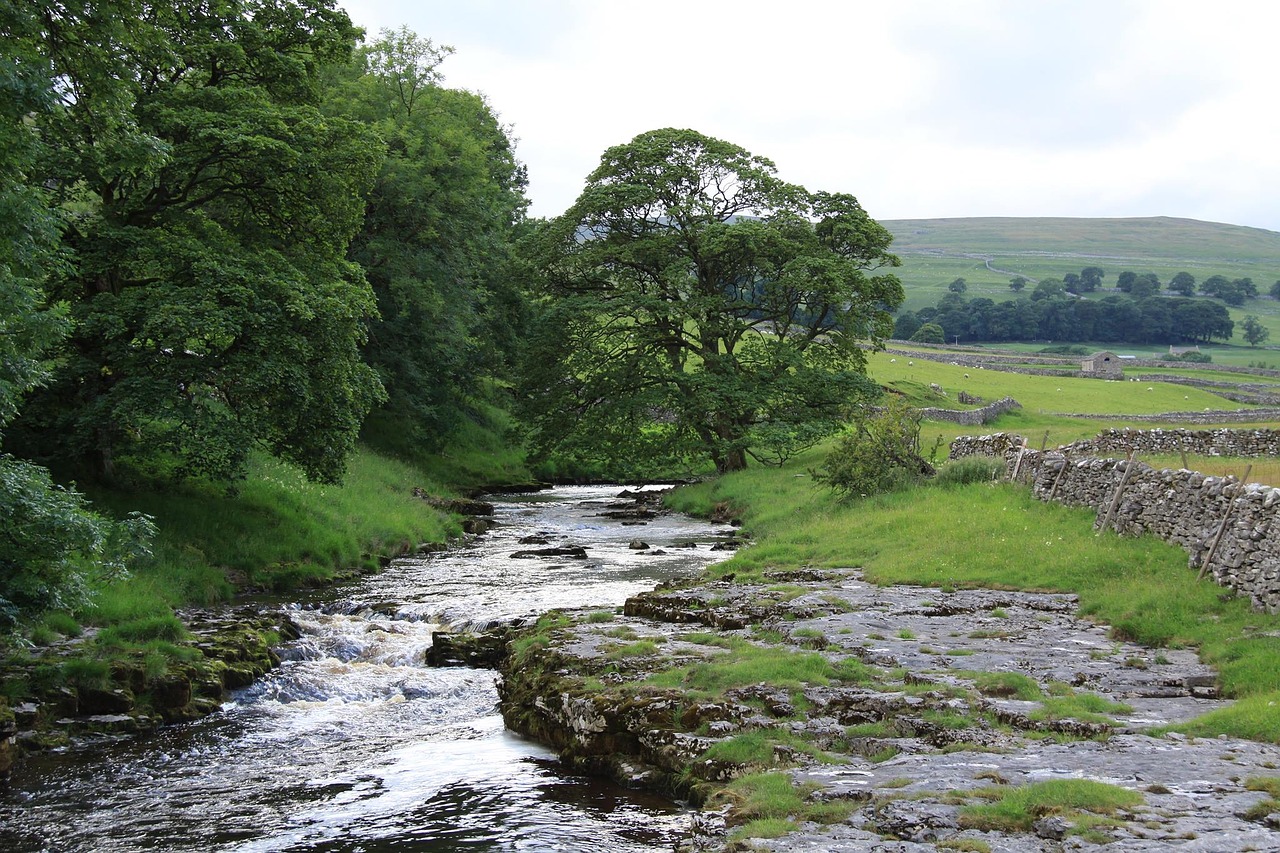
{"left": 0, "top": 607, "right": 298, "bottom": 773}
{"left": 498, "top": 568, "right": 1280, "bottom": 851}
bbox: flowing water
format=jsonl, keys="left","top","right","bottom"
{"left": 1, "top": 485, "right": 732, "bottom": 852}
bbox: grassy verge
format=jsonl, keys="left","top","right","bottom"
{"left": 6, "top": 406, "right": 533, "bottom": 689}
{"left": 668, "top": 448, "right": 1280, "bottom": 742}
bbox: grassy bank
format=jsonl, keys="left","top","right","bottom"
{"left": 12, "top": 404, "right": 533, "bottom": 659}
{"left": 667, "top": 447, "right": 1280, "bottom": 742}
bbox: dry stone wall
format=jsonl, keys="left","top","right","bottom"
{"left": 916, "top": 396, "right": 1021, "bottom": 426}
{"left": 949, "top": 431, "right": 1280, "bottom": 612}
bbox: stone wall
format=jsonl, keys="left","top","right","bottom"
{"left": 917, "top": 396, "right": 1021, "bottom": 426}
{"left": 949, "top": 431, "right": 1280, "bottom": 612}
{"left": 1059, "top": 408, "right": 1280, "bottom": 425}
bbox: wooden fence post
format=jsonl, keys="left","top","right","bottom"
{"left": 1097, "top": 450, "right": 1137, "bottom": 535}
{"left": 1198, "top": 464, "right": 1252, "bottom": 581}
{"left": 1047, "top": 452, "right": 1071, "bottom": 501}
{"left": 1011, "top": 437, "right": 1030, "bottom": 483}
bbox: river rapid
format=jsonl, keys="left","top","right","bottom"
{"left": 1, "top": 485, "right": 732, "bottom": 852}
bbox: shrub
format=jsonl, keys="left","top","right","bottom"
{"left": 812, "top": 397, "right": 935, "bottom": 501}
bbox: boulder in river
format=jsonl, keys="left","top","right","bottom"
{"left": 510, "top": 546, "right": 588, "bottom": 560}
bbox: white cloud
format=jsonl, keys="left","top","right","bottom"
{"left": 341, "top": 0, "right": 1280, "bottom": 231}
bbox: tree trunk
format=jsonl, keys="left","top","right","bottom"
{"left": 717, "top": 447, "right": 748, "bottom": 473}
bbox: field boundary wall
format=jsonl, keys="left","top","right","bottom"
{"left": 949, "top": 430, "right": 1280, "bottom": 612}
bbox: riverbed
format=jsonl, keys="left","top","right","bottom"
{"left": 1, "top": 485, "right": 732, "bottom": 852}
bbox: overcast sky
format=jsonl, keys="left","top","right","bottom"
{"left": 341, "top": 0, "right": 1280, "bottom": 232}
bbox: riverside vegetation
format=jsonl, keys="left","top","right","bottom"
{"left": 7, "top": 5, "right": 1280, "bottom": 844}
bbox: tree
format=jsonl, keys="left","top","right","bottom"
{"left": 911, "top": 322, "right": 946, "bottom": 344}
{"left": 1079, "top": 266, "right": 1105, "bottom": 291}
{"left": 1168, "top": 271, "right": 1196, "bottom": 297}
{"left": 1031, "top": 278, "right": 1066, "bottom": 301}
{"left": 15, "top": 0, "right": 386, "bottom": 484}
{"left": 1129, "top": 272, "right": 1161, "bottom": 299}
{"left": 0, "top": 7, "right": 153, "bottom": 622}
{"left": 1116, "top": 271, "right": 1137, "bottom": 292}
{"left": 329, "top": 31, "right": 529, "bottom": 454}
{"left": 1063, "top": 272, "right": 1082, "bottom": 294}
{"left": 1242, "top": 315, "right": 1270, "bottom": 347}
{"left": 1270, "top": 280, "right": 1280, "bottom": 300}
{"left": 947, "top": 277, "right": 967, "bottom": 294}
{"left": 1009, "top": 276, "right": 1027, "bottom": 292}
{"left": 1201, "top": 275, "right": 1230, "bottom": 297}
{"left": 520, "top": 128, "right": 903, "bottom": 473}
{"left": 813, "top": 395, "right": 934, "bottom": 501}
{"left": 1235, "top": 277, "right": 1257, "bottom": 298}
{"left": 893, "top": 310, "right": 922, "bottom": 340}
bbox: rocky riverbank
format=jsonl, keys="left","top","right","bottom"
{"left": 498, "top": 567, "right": 1280, "bottom": 851}
{"left": 0, "top": 608, "right": 296, "bottom": 779}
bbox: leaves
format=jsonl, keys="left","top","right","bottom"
{"left": 521, "top": 128, "right": 902, "bottom": 473}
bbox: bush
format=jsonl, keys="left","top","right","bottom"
{"left": 910, "top": 322, "right": 945, "bottom": 344}
{"left": 812, "top": 397, "right": 935, "bottom": 501}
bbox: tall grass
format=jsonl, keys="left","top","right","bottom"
{"left": 74, "top": 438, "right": 513, "bottom": 629}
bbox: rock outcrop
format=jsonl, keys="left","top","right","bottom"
{"left": 498, "top": 568, "right": 1280, "bottom": 851}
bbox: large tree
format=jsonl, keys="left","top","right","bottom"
{"left": 15, "top": 0, "right": 384, "bottom": 484}
{"left": 329, "top": 28, "right": 528, "bottom": 453}
{"left": 0, "top": 5, "right": 153, "bottom": 620}
{"left": 521, "top": 128, "right": 903, "bottom": 473}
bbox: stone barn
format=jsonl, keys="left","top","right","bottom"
{"left": 1081, "top": 351, "right": 1123, "bottom": 378}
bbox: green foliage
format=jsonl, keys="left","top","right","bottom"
{"left": 331, "top": 31, "right": 529, "bottom": 454}
{"left": 959, "top": 779, "right": 1142, "bottom": 833}
{"left": 911, "top": 322, "right": 946, "bottom": 343}
{"left": 14, "top": 0, "right": 385, "bottom": 485}
{"left": 0, "top": 454, "right": 155, "bottom": 622}
{"left": 813, "top": 396, "right": 934, "bottom": 501}
{"left": 931, "top": 457, "right": 1006, "bottom": 487}
{"left": 519, "top": 127, "right": 902, "bottom": 474}
{"left": 1241, "top": 315, "right": 1270, "bottom": 347}
{"left": 62, "top": 657, "right": 111, "bottom": 690}
{"left": 95, "top": 614, "right": 186, "bottom": 647}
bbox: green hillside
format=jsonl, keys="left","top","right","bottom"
{"left": 880, "top": 217, "right": 1280, "bottom": 355}
{"left": 883, "top": 216, "right": 1280, "bottom": 266}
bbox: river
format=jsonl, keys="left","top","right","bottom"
{"left": 1, "top": 485, "right": 732, "bottom": 852}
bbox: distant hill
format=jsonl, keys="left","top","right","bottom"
{"left": 877, "top": 216, "right": 1280, "bottom": 317}
{"left": 880, "top": 216, "right": 1280, "bottom": 267}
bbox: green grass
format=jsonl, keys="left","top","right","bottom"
{"left": 81, "top": 446, "right": 467, "bottom": 626}
{"left": 671, "top": 440, "right": 1280, "bottom": 741}
{"left": 958, "top": 778, "right": 1143, "bottom": 833}
{"left": 714, "top": 772, "right": 856, "bottom": 841}
{"left": 644, "top": 642, "right": 857, "bottom": 694}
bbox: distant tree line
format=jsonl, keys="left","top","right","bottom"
{"left": 897, "top": 291, "right": 1234, "bottom": 345}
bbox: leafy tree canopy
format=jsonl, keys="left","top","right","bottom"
{"left": 1242, "top": 315, "right": 1270, "bottom": 347}
{"left": 520, "top": 128, "right": 902, "bottom": 473}
{"left": 14, "top": 0, "right": 385, "bottom": 485}
{"left": 328, "top": 28, "right": 529, "bottom": 454}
